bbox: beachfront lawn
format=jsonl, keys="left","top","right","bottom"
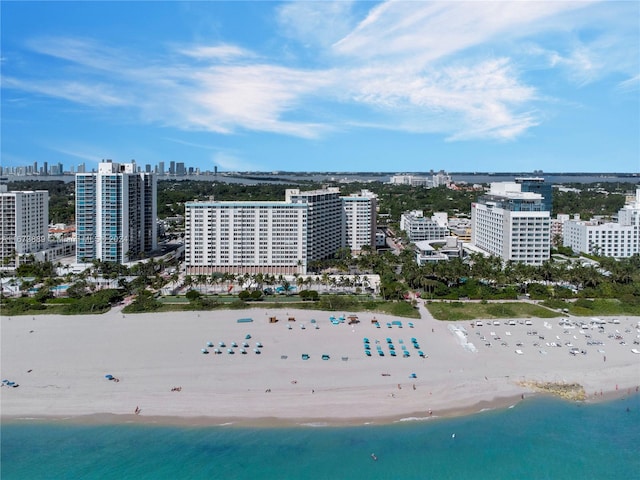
{"left": 426, "top": 301, "right": 562, "bottom": 321}
{"left": 568, "top": 298, "right": 640, "bottom": 317}
{"left": 151, "top": 293, "right": 421, "bottom": 318}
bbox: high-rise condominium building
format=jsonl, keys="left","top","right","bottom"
{"left": 184, "top": 187, "right": 377, "bottom": 275}
{"left": 342, "top": 190, "right": 377, "bottom": 254}
{"left": 285, "top": 188, "right": 343, "bottom": 261}
{"left": 184, "top": 201, "right": 307, "bottom": 275}
{"left": 0, "top": 184, "right": 49, "bottom": 268}
{"left": 76, "top": 160, "right": 157, "bottom": 264}
{"left": 563, "top": 188, "right": 640, "bottom": 258}
{"left": 471, "top": 182, "right": 551, "bottom": 265}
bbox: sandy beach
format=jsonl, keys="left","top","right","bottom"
{"left": 2, "top": 303, "right": 639, "bottom": 426}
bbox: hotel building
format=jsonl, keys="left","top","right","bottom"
{"left": 76, "top": 160, "right": 157, "bottom": 264}
{"left": 185, "top": 187, "right": 377, "bottom": 275}
{"left": 185, "top": 201, "right": 307, "bottom": 275}
{"left": 471, "top": 182, "right": 551, "bottom": 265}
{"left": 0, "top": 185, "right": 49, "bottom": 268}
{"left": 562, "top": 188, "right": 640, "bottom": 258}
{"left": 285, "top": 188, "right": 343, "bottom": 262}
{"left": 400, "top": 210, "right": 449, "bottom": 243}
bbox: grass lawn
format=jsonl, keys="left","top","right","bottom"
{"left": 153, "top": 297, "right": 421, "bottom": 318}
{"left": 426, "top": 301, "right": 562, "bottom": 321}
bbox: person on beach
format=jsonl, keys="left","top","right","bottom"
{"left": 134, "top": 406, "right": 140, "bottom": 415}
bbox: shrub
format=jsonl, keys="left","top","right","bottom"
{"left": 186, "top": 289, "right": 201, "bottom": 301}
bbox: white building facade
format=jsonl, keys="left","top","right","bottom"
{"left": 0, "top": 185, "right": 49, "bottom": 268}
{"left": 76, "top": 160, "right": 157, "bottom": 263}
{"left": 184, "top": 201, "right": 307, "bottom": 275}
{"left": 285, "top": 188, "right": 342, "bottom": 261}
{"left": 400, "top": 210, "right": 449, "bottom": 242}
{"left": 342, "top": 190, "right": 377, "bottom": 254}
{"left": 471, "top": 182, "right": 551, "bottom": 265}
{"left": 563, "top": 188, "right": 640, "bottom": 258}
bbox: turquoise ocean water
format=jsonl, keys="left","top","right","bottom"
{"left": 2, "top": 395, "right": 639, "bottom": 479}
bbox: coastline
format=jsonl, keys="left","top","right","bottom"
{"left": 2, "top": 306, "right": 639, "bottom": 428}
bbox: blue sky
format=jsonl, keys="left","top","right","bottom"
{"left": 2, "top": 1, "right": 639, "bottom": 173}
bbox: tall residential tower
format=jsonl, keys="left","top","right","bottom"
{"left": 76, "top": 160, "right": 157, "bottom": 264}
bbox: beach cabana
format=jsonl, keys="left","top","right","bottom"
{"left": 322, "top": 354, "right": 330, "bottom": 360}
{"left": 269, "top": 317, "right": 278, "bottom": 323}
{"left": 201, "top": 348, "right": 209, "bottom": 354}
{"left": 302, "top": 354, "right": 310, "bottom": 360}
{"left": 418, "top": 351, "right": 425, "bottom": 357}
{"left": 365, "top": 350, "right": 372, "bottom": 356}
{"left": 245, "top": 334, "right": 252, "bottom": 339}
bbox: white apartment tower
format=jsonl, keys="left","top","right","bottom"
{"left": 184, "top": 201, "right": 307, "bottom": 275}
{"left": 0, "top": 185, "right": 49, "bottom": 268}
{"left": 471, "top": 182, "right": 551, "bottom": 265}
{"left": 76, "top": 160, "right": 157, "bottom": 264}
{"left": 563, "top": 188, "right": 640, "bottom": 258}
{"left": 342, "top": 190, "right": 377, "bottom": 254}
{"left": 285, "top": 188, "right": 343, "bottom": 261}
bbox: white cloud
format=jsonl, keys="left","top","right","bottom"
{"left": 213, "top": 151, "right": 259, "bottom": 172}
{"left": 177, "top": 44, "right": 254, "bottom": 61}
{"left": 4, "top": 0, "right": 635, "bottom": 145}
{"left": 276, "top": 1, "right": 359, "bottom": 49}
{"left": 3, "top": 76, "right": 128, "bottom": 107}
{"left": 332, "top": 1, "right": 591, "bottom": 65}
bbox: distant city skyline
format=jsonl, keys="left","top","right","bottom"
{"left": 2, "top": 1, "right": 639, "bottom": 173}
